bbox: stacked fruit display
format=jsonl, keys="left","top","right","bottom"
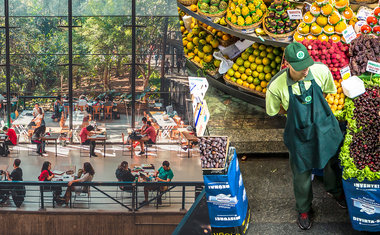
{"left": 340, "top": 82, "right": 380, "bottom": 181}
{"left": 349, "top": 34, "right": 380, "bottom": 76}
{"left": 264, "top": 0, "right": 299, "bottom": 35}
{"left": 198, "top": 21, "right": 237, "bottom": 46}
{"left": 198, "top": 0, "right": 228, "bottom": 15}
{"left": 225, "top": 42, "right": 283, "bottom": 94}
{"left": 294, "top": 0, "right": 353, "bottom": 43}
{"left": 300, "top": 39, "right": 350, "bottom": 112}
{"left": 359, "top": 6, "right": 380, "bottom": 35}
{"left": 226, "top": 0, "right": 267, "bottom": 27}
{"left": 182, "top": 20, "right": 222, "bottom": 75}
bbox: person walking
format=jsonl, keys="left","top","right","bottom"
{"left": 265, "top": 42, "right": 346, "bottom": 230}
{"left": 176, "top": 57, "right": 182, "bottom": 74}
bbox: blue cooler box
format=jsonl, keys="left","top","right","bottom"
{"left": 343, "top": 178, "right": 380, "bottom": 232}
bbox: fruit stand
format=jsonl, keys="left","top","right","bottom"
{"left": 178, "top": 0, "right": 380, "bottom": 232}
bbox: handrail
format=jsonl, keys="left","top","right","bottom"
{"left": 177, "top": 3, "right": 290, "bottom": 47}
{"left": 0, "top": 181, "right": 204, "bottom": 187}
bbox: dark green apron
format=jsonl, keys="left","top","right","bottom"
{"left": 284, "top": 78, "right": 343, "bottom": 173}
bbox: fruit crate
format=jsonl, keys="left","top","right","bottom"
{"left": 185, "top": 55, "right": 219, "bottom": 76}
{"left": 223, "top": 74, "right": 266, "bottom": 98}
{"left": 198, "top": 23, "right": 239, "bottom": 47}
{"left": 200, "top": 136, "right": 230, "bottom": 175}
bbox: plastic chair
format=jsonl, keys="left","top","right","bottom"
{"left": 92, "top": 105, "right": 101, "bottom": 121}
{"left": 73, "top": 187, "right": 91, "bottom": 208}
{"left": 104, "top": 106, "right": 112, "bottom": 120}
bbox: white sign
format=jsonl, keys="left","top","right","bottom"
{"left": 343, "top": 25, "right": 357, "bottom": 44}
{"left": 366, "top": 60, "right": 380, "bottom": 74}
{"left": 287, "top": 10, "right": 303, "bottom": 20}
{"left": 340, "top": 66, "right": 351, "bottom": 80}
{"left": 188, "top": 77, "right": 210, "bottom": 136}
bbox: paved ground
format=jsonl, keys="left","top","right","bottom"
{"left": 239, "top": 155, "right": 366, "bottom": 235}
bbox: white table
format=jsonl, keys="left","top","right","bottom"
{"left": 67, "top": 110, "right": 85, "bottom": 126}
{"left": 12, "top": 110, "right": 34, "bottom": 126}
{"left": 151, "top": 113, "right": 177, "bottom": 138}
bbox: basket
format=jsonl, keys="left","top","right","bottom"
{"left": 200, "top": 136, "right": 230, "bottom": 175}
{"left": 226, "top": 16, "right": 262, "bottom": 34}
{"left": 262, "top": 16, "right": 297, "bottom": 42}
{"left": 177, "top": 0, "right": 198, "bottom": 6}
{"left": 198, "top": 23, "right": 238, "bottom": 47}
{"left": 197, "top": 8, "right": 227, "bottom": 20}
{"left": 223, "top": 74, "right": 266, "bottom": 98}
{"left": 185, "top": 55, "right": 218, "bottom": 76}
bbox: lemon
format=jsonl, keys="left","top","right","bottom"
{"left": 244, "top": 61, "right": 251, "bottom": 68}
{"left": 257, "top": 65, "right": 264, "bottom": 73}
{"left": 227, "top": 68, "right": 235, "bottom": 77}
{"left": 250, "top": 63, "right": 257, "bottom": 71}
{"left": 241, "top": 74, "right": 248, "bottom": 81}
{"left": 247, "top": 76, "right": 253, "bottom": 83}
{"left": 238, "top": 66, "right": 246, "bottom": 74}
{"left": 245, "top": 68, "right": 252, "bottom": 76}
{"left": 232, "top": 63, "right": 239, "bottom": 71}
{"left": 259, "top": 73, "right": 265, "bottom": 81}
{"left": 236, "top": 57, "right": 244, "bottom": 66}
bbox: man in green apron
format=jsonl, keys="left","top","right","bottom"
{"left": 266, "top": 42, "right": 346, "bottom": 230}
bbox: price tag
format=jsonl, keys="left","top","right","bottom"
{"left": 340, "top": 66, "right": 351, "bottom": 80}
{"left": 287, "top": 10, "right": 303, "bottom": 20}
{"left": 342, "top": 25, "right": 357, "bottom": 44}
{"left": 366, "top": 60, "right": 380, "bottom": 74}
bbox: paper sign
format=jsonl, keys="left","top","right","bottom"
{"left": 343, "top": 25, "right": 357, "bottom": 44}
{"left": 287, "top": 10, "right": 303, "bottom": 20}
{"left": 366, "top": 60, "right": 380, "bottom": 74}
{"left": 340, "top": 66, "right": 351, "bottom": 80}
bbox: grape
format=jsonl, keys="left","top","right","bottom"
{"left": 349, "top": 86, "right": 380, "bottom": 172}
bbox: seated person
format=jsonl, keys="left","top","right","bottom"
{"left": 79, "top": 125, "right": 97, "bottom": 157}
{"left": 77, "top": 95, "right": 89, "bottom": 111}
{"left": 122, "top": 117, "right": 148, "bottom": 150}
{"left": 102, "top": 96, "right": 113, "bottom": 107}
{"left": 135, "top": 121, "right": 157, "bottom": 155}
{"left": 61, "top": 162, "right": 95, "bottom": 204}
{"left": 38, "top": 161, "right": 63, "bottom": 203}
{"left": 32, "top": 103, "right": 44, "bottom": 118}
{"left": 2, "top": 126, "right": 17, "bottom": 156}
{"left": 115, "top": 161, "right": 136, "bottom": 191}
{"left": 30, "top": 107, "right": 45, "bottom": 127}
{"left": 2, "top": 159, "right": 25, "bottom": 207}
{"left": 53, "top": 96, "right": 63, "bottom": 121}
{"left": 31, "top": 125, "right": 46, "bottom": 156}
{"left": 91, "top": 97, "right": 102, "bottom": 120}
{"left": 140, "top": 161, "right": 174, "bottom": 206}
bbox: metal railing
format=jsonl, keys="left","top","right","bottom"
{"left": 0, "top": 181, "right": 204, "bottom": 211}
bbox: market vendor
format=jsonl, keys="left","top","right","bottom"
{"left": 266, "top": 42, "right": 346, "bottom": 230}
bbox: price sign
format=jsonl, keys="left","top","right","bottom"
{"left": 343, "top": 25, "right": 357, "bottom": 44}
{"left": 287, "top": 10, "right": 303, "bottom": 20}
{"left": 366, "top": 60, "right": 380, "bottom": 74}
{"left": 340, "top": 66, "right": 351, "bottom": 80}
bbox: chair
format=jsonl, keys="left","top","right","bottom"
{"left": 144, "top": 129, "right": 160, "bottom": 158}
{"left": 73, "top": 187, "right": 91, "bottom": 208}
{"left": 104, "top": 106, "right": 112, "bottom": 120}
{"left": 8, "top": 134, "right": 20, "bottom": 155}
{"left": 77, "top": 105, "right": 86, "bottom": 112}
{"left": 92, "top": 105, "right": 101, "bottom": 121}
{"left": 116, "top": 182, "right": 133, "bottom": 204}
{"left": 39, "top": 187, "right": 56, "bottom": 208}
{"left": 121, "top": 133, "right": 130, "bottom": 156}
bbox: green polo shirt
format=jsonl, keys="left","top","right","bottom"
{"left": 266, "top": 62, "right": 336, "bottom": 116}
{"left": 157, "top": 167, "right": 174, "bottom": 181}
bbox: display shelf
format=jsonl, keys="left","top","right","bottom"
{"left": 178, "top": 3, "right": 291, "bottom": 48}
{"left": 186, "top": 59, "right": 266, "bottom": 107}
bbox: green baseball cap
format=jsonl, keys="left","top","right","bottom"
{"left": 284, "top": 42, "right": 314, "bottom": 71}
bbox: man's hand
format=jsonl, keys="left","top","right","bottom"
{"left": 278, "top": 105, "right": 287, "bottom": 115}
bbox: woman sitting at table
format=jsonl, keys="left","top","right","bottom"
{"left": 38, "top": 161, "right": 63, "bottom": 203}
{"left": 61, "top": 162, "right": 95, "bottom": 204}
{"left": 31, "top": 125, "right": 46, "bottom": 156}
{"left": 115, "top": 161, "right": 136, "bottom": 191}
{"left": 136, "top": 121, "right": 157, "bottom": 155}
{"left": 30, "top": 107, "right": 45, "bottom": 127}
{"left": 79, "top": 125, "right": 97, "bottom": 157}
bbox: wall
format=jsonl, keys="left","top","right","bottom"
{"left": 0, "top": 211, "right": 185, "bottom": 235}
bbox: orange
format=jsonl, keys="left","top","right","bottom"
{"left": 255, "top": 86, "right": 263, "bottom": 92}
{"left": 222, "top": 34, "right": 230, "bottom": 41}
{"left": 190, "top": 4, "right": 197, "bottom": 12}
{"left": 203, "top": 54, "right": 213, "bottom": 63}
{"left": 337, "top": 87, "right": 342, "bottom": 94}
{"left": 194, "top": 56, "right": 200, "bottom": 63}
{"left": 331, "top": 104, "right": 337, "bottom": 112}
{"left": 249, "top": 84, "right": 256, "bottom": 90}
{"left": 338, "top": 98, "right": 344, "bottom": 105}
{"left": 340, "top": 93, "right": 345, "bottom": 99}
{"left": 262, "top": 88, "right": 267, "bottom": 93}
{"left": 260, "top": 81, "right": 267, "bottom": 88}
{"left": 206, "top": 35, "right": 213, "bottom": 43}
{"left": 217, "top": 31, "right": 223, "bottom": 37}
{"left": 337, "top": 104, "right": 343, "bottom": 110}
{"left": 333, "top": 99, "right": 339, "bottom": 105}
{"left": 243, "top": 81, "right": 250, "bottom": 87}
